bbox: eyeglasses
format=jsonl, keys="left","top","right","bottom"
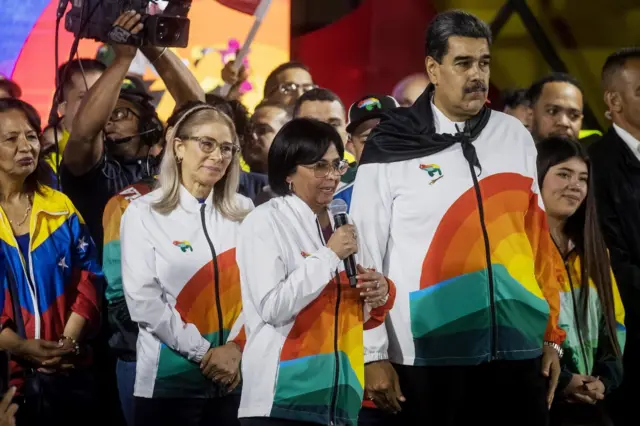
{"left": 275, "top": 82, "right": 317, "bottom": 95}
{"left": 179, "top": 136, "right": 239, "bottom": 159}
{"left": 109, "top": 107, "right": 139, "bottom": 123}
{"left": 301, "top": 159, "right": 350, "bottom": 178}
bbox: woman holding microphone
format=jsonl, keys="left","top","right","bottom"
{"left": 237, "top": 118, "right": 395, "bottom": 426}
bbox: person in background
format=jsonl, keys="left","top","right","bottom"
{"left": 392, "top": 73, "right": 429, "bottom": 107}
{"left": 263, "top": 62, "right": 316, "bottom": 107}
{"left": 0, "top": 79, "right": 21, "bottom": 100}
{"left": 589, "top": 47, "right": 640, "bottom": 426}
{"left": 350, "top": 10, "right": 564, "bottom": 425}
{"left": 527, "top": 73, "right": 584, "bottom": 142}
{"left": 237, "top": 118, "right": 394, "bottom": 426}
{"left": 537, "top": 137, "right": 625, "bottom": 426}
{"left": 0, "top": 387, "right": 18, "bottom": 426}
{"left": 242, "top": 100, "right": 291, "bottom": 174}
{"left": 46, "top": 59, "right": 107, "bottom": 171}
{"left": 121, "top": 103, "right": 252, "bottom": 426}
{"left": 0, "top": 98, "right": 102, "bottom": 425}
{"left": 502, "top": 88, "right": 532, "bottom": 131}
{"left": 334, "top": 94, "right": 399, "bottom": 211}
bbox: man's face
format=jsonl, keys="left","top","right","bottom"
{"left": 348, "top": 118, "right": 380, "bottom": 163}
{"left": 268, "top": 68, "right": 315, "bottom": 107}
{"left": 504, "top": 104, "right": 532, "bottom": 131}
{"left": 427, "top": 36, "right": 491, "bottom": 118}
{"left": 104, "top": 98, "right": 142, "bottom": 149}
{"left": 58, "top": 70, "right": 102, "bottom": 131}
{"left": 609, "top": 58, "right": 640, "bottom": 133}
{"left": 296, "top": 100, "right": 347, "bottom": 144}
{"left": 532, "top": 82, "right": 583, "bottom": 141}
{"left": 245, "top": 105, "right": 289, "bottom": 173}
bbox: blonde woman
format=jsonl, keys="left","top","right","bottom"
{"left": 121, "top": 102, "right": 253, "bottom": 426}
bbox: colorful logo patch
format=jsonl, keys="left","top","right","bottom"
{"left": 419, "top": 163, "right": 442, "bottom": 178}
{"left": 301, "top": 251, "right": 311, "bottom": 258}
{"left": 358, "top": 97, "right": 382, "bottom": 111}
{"left": 173, "top": 241, "right": 193, "bottom": 252}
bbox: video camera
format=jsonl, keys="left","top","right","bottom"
{"left": 65, "top": 0, "right": 191, "bottom": 48}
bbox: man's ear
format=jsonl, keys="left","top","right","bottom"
{"left": 425, "top": 56, "right": 439, "bottom": 86}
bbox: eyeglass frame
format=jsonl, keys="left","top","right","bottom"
{"left": 271, "top": 82, "right": 318, "bottom": 96}
{"left": 300, "top": 159, "right": 350, "bottom": 178}
{"left": 109, "top": 107, "right": 140, "bottom": 123}
{"left": 177, "top": 135, "right": 240, "bottom": 159}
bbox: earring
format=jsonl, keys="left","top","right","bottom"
{"left": 288, "top": 181, "right": 293, "bottom": 192}
{"left": 176, "top": 157, "right": 183, "bottom": 164}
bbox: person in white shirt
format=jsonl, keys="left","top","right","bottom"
{"left": 589, "top": 47, "right": 640, "bottom": 426}
{"left": 120, "top": 102, "right": 253, "bottom": 426}
{"left": 350, "top": 10, "right": 565, "bottom": 426}
{"left": 237, "top": 118, "right": 395, "bottom": 426}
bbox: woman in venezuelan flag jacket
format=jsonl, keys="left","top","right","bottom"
{"left": 0, "top": 98, "right": 102, "bottom": 425}
{"left": 237, "top": 119, "right": 395, "bottom": 426}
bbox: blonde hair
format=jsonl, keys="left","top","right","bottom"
{"left": 152, "top": 103, "right": 249, "bottom": 222}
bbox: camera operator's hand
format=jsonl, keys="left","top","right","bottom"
{"left": 111, "top": 10, "right": 144, "bottom": 60}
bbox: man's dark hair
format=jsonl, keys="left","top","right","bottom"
{"left": 264, "top": 61, "right": 310, "bottom": 97}
{"left": 502, "top": 88, "right": 530, "bottom": 110}
{"left": 526, "top": 72, "right": 583, "bottom": 106}
{"left": 268, "top": 118, "right": 345, "bottom": 196}
{"left": 255, "top": 98, "right": 293, "bottom": 118}
{"left": 205, "top": 93, "right": 250, "bottom": 145}
{"left": 292, "top": 88, "right": 344, "bottom": 118}
{"left": 0, "top": 78, "right": 22, "bottom": 98}
{"left": 425, "top": 10, "right": 492, "bottom": 62}
{"left": 57, "top": 59, "right": 106, "bottom": 102}
{"left": 0, "top": 98, "right": 51, "bottom": 193}
{"left": 601, "top": 47, "right": 640, "bottom": 89}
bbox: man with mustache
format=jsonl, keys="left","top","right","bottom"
{"left": 350, "top": 10, "right": 564, "bottom": 425}
{"left": 527, "top": 73, "right": 584, "bottom": 142}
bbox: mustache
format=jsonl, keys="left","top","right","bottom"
{"left": 464, "top": 81, "right": 488, "bottom": 94}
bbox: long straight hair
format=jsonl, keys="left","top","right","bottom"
{"left": 537, "top": 137, "right": 621, "bottom": 358}
{"left": 152, "top": 103, "right": 248, "bottom": 222}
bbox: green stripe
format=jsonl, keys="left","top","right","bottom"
{"left": 103, "top": 240, "right": 122, "bottom": 303}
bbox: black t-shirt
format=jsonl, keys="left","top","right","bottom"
{"left": 60, "top": 153, "right": 160, "bottom": 263}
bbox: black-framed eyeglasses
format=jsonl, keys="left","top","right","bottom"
{"left": 275, "top": 82, "right": 317, "bottom": 95}
{"left": 301, "top": 159, "right": 349, "bottom": 178}
{"left": 179, "top": 136, "right": 239, "bottom": 159}
{"left": 109, "top": 107, "right": 139, "bottom": 123}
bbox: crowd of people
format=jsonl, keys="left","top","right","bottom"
{"left": 0, "top": 7, "right": 638, "bottom": 426}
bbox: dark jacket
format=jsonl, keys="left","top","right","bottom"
{"left": 589, "top": 127, "right": 640, "bottom": 362}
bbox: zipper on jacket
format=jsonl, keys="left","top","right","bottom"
{"left": 316, "top": 219, "right": 340, "bottom": 425}
{"left": 200, "top": 204, "right": 224, "bottom": 347}
{"left": 465, "top": 161, "right": 497, "bottom": 359}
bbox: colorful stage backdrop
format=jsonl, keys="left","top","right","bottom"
{"left": 0, "top": 0, "right": 290, "bottom": 122}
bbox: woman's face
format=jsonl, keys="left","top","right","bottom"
{"left": 288, "top": 144, "right": 344, "bottom": 211}
{"left": 0, "top": 109, "right": 40, "bottom": 180}
{"left": 174, "top": 120, "right": 236, "bottom": 189}
{"left": 541, "top": 156, "right": 588, "bottom": 220}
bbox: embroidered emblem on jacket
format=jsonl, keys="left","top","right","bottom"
{"left": 419, "top": 163, "right": 444, "bottom": 185}
{"left": 173, "top": 241, "right": 193, "bottom": 252}
{"left": 301, "top": 251, "right": 311, "bottom": 258}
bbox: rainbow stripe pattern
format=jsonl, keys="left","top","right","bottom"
{"left": 153, "top": 248, "right": 243, "bottom": 398}
{"left": 410, "top": 173, "right": 555, "bottom": 365}
{"left": 270, "top": 271, "right": 366, "bottom": 425}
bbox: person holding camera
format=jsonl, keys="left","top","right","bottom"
{"left": 61, "top": 11, "right": 205, "bottom": 258}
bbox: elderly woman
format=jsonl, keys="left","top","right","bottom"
{"left": 237, "top": 118, "right": 395, "bottom": 426}
{"left": 537, "top": 137, "right": 625, "bottom": 426}
{"left": 121, "top": 102, "right": 253, "bottom": 426}
{"left": 0, "top": 98, "right": 102, "bottom": 425}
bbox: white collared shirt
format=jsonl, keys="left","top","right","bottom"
{"left": 613, "top": 123, "right": 640, "bottom": 162}
{"left": 431, "top": 101, "right": 466, "bottom": 134}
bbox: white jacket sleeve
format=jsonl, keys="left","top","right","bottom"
{"left": 350, "top": 162, "right": 394, "bottom": 363}
{"left": 121, "top": 202, "right": 210, "bottom": 363}
{"left": 238, "top": 212, "right": 342, "bottom": 326}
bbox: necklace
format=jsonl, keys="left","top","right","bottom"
{"left": 1, "top": 194, "right": 33, "bottom": 227}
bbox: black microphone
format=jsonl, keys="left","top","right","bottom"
{"left": 329, "top": 199, "right": 358, "bottom": 288}
{"left": 106, "top": 128, "right": 157, "bottom": 145}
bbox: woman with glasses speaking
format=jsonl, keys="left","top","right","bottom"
{"left": 120, "top": 102, "right": 253, "bottom": 426}
{"left": 237, "top": 118, "right": 396, "bottom": 426}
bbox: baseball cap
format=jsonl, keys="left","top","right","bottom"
{"left": 119, "top": 76, "right": 156, "bottom": 115}
{"left": 346, "top": 94, "right": 399, "bottom": 133}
